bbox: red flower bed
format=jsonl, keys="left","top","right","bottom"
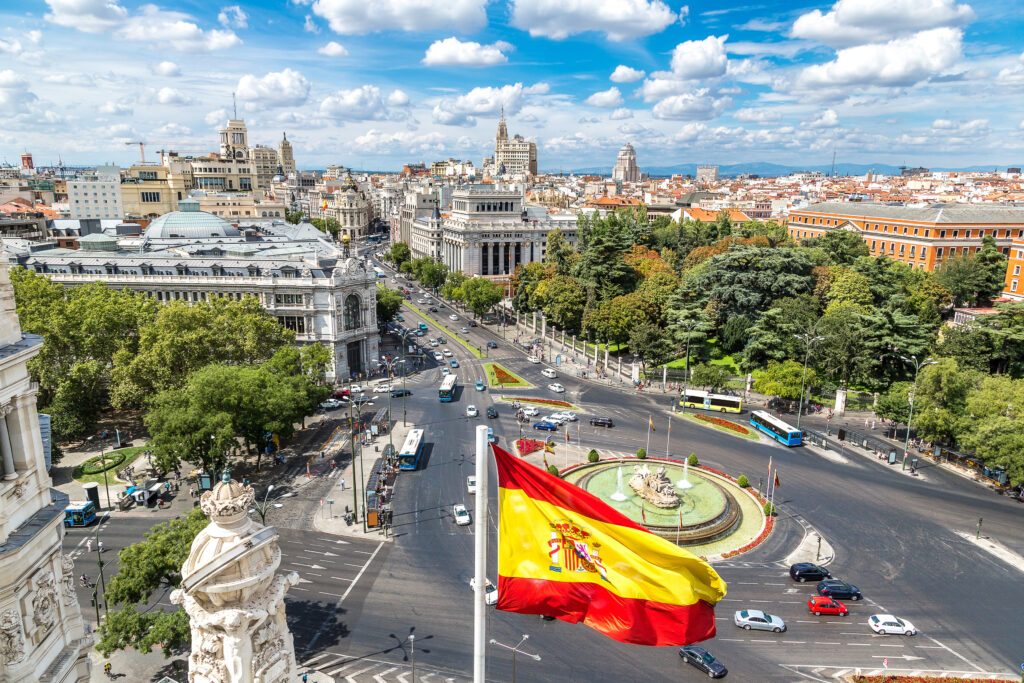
{"left": 522, "top": 397, "right": 574, "bottom": 408}
{"left": 851, "top": 678, "right": 1008, "bottom": 683}
{"left": 493, "top": 366, "right": 520, "bottom": 385}
{"left": 694, "top": 413, "right": 750, "bottom": 435}
{"left": 721, "top": 515, "right": 774, "bottom": 559}
{"left": 515, "top": 438, "right": 546, "bottom": 456}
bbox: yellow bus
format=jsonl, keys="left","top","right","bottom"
{"left": 679, "top": 389, "right": 743, "bottom": 413}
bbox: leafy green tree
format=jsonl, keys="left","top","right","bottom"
{"left": 861, "top": 305, "right": 932, "bottom": 387}
{"left": 850, "top": 255, "right": 917, "bottom": 306}
{"left": 535, "top": 275, "right": 586, "bottom": 333}
{"left": 544, "top": 229, "right": 575, "bottom": 276}
{"left": 573, "top": 213, "right": 636, "bottom": 300}
{"left": 298, "top": 343, "right": 334, "bottom": 385}
{"left": 389, "top": 241, "right": 412, "bottom": 267}
{"left": 691, "top": 246, "right": 816, "bottom": 323}
{"left": 736, "top": 220, "right": 790, "bottom": 247}
{"left": 934, "top": 324, "right": 994, "bottom": 374}
{"left": 937, "top": 256, "right": 990, "bottom": 307}
{"left": 285, "top": 210, "right": 303, "bottom": 224}
{"left": 634, "top": 270, "right": 679, "bottom": 322}
{"left": 908, "top": 358, "right": 978, "bottom": 444}
{"left": 666, "top": 302, "right": 713, "bottom": 363}
{"left": 713, "top": 210, "right": 733, "bottom": 239}
{"left": 111, "top": 296, "right": 294, "bottom": 409}
{"left": 97, "top": 508, "right": 208, "bottom": 657}
{"left": 628, "top": 321, "right": 675, "bottom": 371}
{"left": 826, "top": 270, "right": 874, "bottom": 308}
{"left": 47, "top": 361, "right": 106, "bottom": 440}
{"left": 815, "top": 301, "right": 872, "bottom": 389}
{"left": 876, "top": 381, "right": 912, "bottom": 425}
{"left": 974, "top": 235, "right": 1009, "bottom": 304}
{"left": 906, "top": 276, "right": 953, "bottom": 328}
{"left": 689, "top": 364, "right": 731, "bottom": 391}
{"left": 413, "top": 258, "right": 448, "bottom": 290}
{"left": 958, "top": 376, "right": 1024, "bottom": 486}
{"left": 740, "top": 294, "right": 820, "bottom": 371}
{"left": 310, "top": 217, "right": 341, "bottom": 235}
{"left": 974, "top": 303, "right": 1024, "bottom": 376}
{"left": 461, "top": 277, "right": 503, "bottom": 318}
{"left": 582, "top": 293, "right": 647, "bottom": 345}
{"left": 510, "top": 262, "right": 550, "bottom": 312}
{"left": 720, "top": 314, "right": 752, "bottom": 355}
{"left": 441, "top": 271, "right": 468, "bottom": 302}
{"left": 753, "top": 360, "right": 817, "bottom": 400}
{"left": 375, "top": 284, "right": 404, "bottom": 325}
{"left": 815, "top": 230, "right": 870, "bottom": 265}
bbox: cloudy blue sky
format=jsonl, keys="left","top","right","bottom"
{"left": 1, "top": 0, "right": 1022, "bottom": 171}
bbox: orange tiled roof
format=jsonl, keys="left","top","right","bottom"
{"left": 684, "top": 207, "right": 751, "bottom": 222}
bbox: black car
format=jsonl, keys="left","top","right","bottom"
{"left": 391, "top": 389, "right": 412, "bottom": 398}
{"left": 589, "top": 416, "right": 614, "bottom": 428}
{"left": 486, "top": 341, "right": 499, "bottom": 349}
{"left": 679, "top": 646, "right": 727, "bottom": 678}
{"left": 429, "top": 306, "right": 438, "bottom": 312}
{"left": 789, "top": 562, "right": 831, "bottom": 582}
{"left": 486, "top": 406, "right": 498, "bottom": 419}
{"left": 816, "top": 579, "right": 862, "bottom": 600}
{"left": 469, "top": 320, "right": 478, "bottom": 327}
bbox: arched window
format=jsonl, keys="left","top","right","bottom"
{"left": 344, "top": 294, "right": 362, "bottom": 329}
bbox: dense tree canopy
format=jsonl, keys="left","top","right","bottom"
{"left": 376, "top": 284, "right": 404, "bottom": 325}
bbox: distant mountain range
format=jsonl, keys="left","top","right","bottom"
{"left": 556, "top": 161, "right": 1019, "bottom": 178}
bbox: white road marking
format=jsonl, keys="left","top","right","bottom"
{"left": 923, "top": 635, "right": 984, "bottom": 672}
{"left": 340, "top": 541, "right": 385, "bottom": 604}
{"left": 374, "top": 667, "right": 398, "bottom": 683}
{"left": 331, "top": 576, "right": 354, "bottom": 582}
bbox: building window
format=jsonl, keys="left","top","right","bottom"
{"left": 344, "top": 294, "right": 362, "bottom": 329}
{"left": 1014, "top": 265, "right": 1021, "bottom": 276}
{"left": 141, "top": 191, "right": 161, "bottom": 202}
{"left": 278, "top": 316, "right": 306, "bottom": 333}
{"left": 275, "top": 293, "right": 303, "bottom": 305}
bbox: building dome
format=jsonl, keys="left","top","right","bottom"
{"left": 143, "top": 198, "right": 241, "bottom": 239}
{"left": 78, "top": 232, "right": 118, "bottom": 251}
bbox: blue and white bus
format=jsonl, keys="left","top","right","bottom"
{"left": 438, "top": 374, "right": 458, "bottom": 402}
{"left": 398, "top": 428, "right": 425, "bottom": 471}
{"left": 373, "top": 266, "right": 386, "bottom": 278}
{"left": 750, "top": 410, "right": 803, "bottom": 446}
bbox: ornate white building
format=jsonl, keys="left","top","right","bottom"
{"left": 0, "top": 260, "right": 91, "bottom": 682}
{"left": 172, "top": 475, "right": 298, "bottom": 682}
{"left": 493, "top": 111, "right": 537, "bottom": 177}
{"left": 3, "top": 201, "right": 379, "bottom": 381}
{"left": 324, "top": 175, "right": 370, "bottom": 241}
{"left": 424, "top": 185, "right": 576, "bottom": 278}
{"left": 277, "top": 133, "right": 296, "bottom": 178}
{"left": 611, "top": 143, "right": 640, "bottom": 183}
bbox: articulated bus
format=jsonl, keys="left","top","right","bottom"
{"left": 679, "top": 389, "right": 743, "bottom": 413}
{"left": 372, "top": 266, "right": 386, "bottom": 278}
{"left": 398, "top": 428, "right": 425, "bottom": 471}
{"left": 438, "top": 374, "right": 458, "bottom": 402}
{"left": 749, "top": 410, "right": 803, "bottom": 446}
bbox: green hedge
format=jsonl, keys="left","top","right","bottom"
{"left": 737, "top": 474, "right": 749, "bottom": 488}
{"left": 80, "top": 450, "right": 130, "bottom": 475}
{"left": 587, "top": 449, "right": 600, "bottom": 463}
{"left": 546, "top": 465, "right": 560, "bottom": 476}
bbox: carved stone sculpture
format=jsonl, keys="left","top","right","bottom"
{"left": 171, "top": 474, "right": 298, "bottom": 683}
{"left": 0, "top": 608, "right": 25, "bottom": 665}
{"left": 629, "top": 463, "right": 680, "bottom": 509}
{"left": 60, "top": 554, "right": 77, "bottom": 606}
{"left": 31, "top": 570, "right": 58, "bottom": 635}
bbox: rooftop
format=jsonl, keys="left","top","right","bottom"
{"left": 798, "top": 202, "right": 1024, "bottom": 224}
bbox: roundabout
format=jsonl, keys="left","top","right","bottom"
{"left": 561, "top": 457, "right": 769, "bottom": 559}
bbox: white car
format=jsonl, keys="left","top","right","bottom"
{"left": 869, "top": 614, "right": 917, "bottom": 636}
{"left": 541, "top": 368, "right": 558, "bottom": 379}
{"left": 469, "top": 577, "right": 498, "bottom": 606}
{"left": 319, "top": 399, "right": 343, "bottom": 410}
{"left": 443, "top": 349, "right": 453, "bottom": 357}
{"left": 441, "top": 367, "right": 451, "bottom": 376}
{"left": 548, "top": 383, "right": 566, "bottom": 393}
{"left": 460, "top": 327, "right": 469, "bottom": 333}
{"left": 466, "top": 405, "right": 479, "bottom": 417}
{"left": 349, "top": 384, "right": 365, "bottom": 393}
{"left": 433, "top": 351, "right": 444, "bottom": 361}
{"left": 560, "top": 411, "right": 578, "bottom": 422}
{"left": 453, "top": 504, "right": 472, "bottom": 526}
{"left": 527, "top": 356, "right": 541, "bottom": 364}
{"left": 374, "top": 382, "right": 392, "bottom": 392}
{"left": 449, "top": 314, "right": 459, "bottom": 321}
{"left": 429, "top": 340, "right": 439, "bottom": 347}
{"left": 543, "top": 414, "right": 568, "bottom": 425}
{"left": 549, "top": 412, "right": 575, "bottom": 423}
{"left": 522, "top": 406, "right": 540, "bottom": 417}
{"left": 733, "top": 609, "right": 787, "bottom": 633}
{"left": 466, "top": 475, "right": 477, "bottom": 494}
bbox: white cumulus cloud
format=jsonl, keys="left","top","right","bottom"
{"left": 319, "top": 85, "right": 406, "bottom": 121}
{"left": 733, "top": 108, "right": 782, "bottom": 123}
{"left": 996, "top": 51, "right": 1024, "bottom": 86}
{"left": 585, "top": 87, "right": 624, "bottom": 108}
{"left": 236, "top": 69, "right": 311, "bottom": 108}
{"left": 218, "top": 5, "right": 248, "bottom": 29}
{"left": 510, "top": 0, "right": 678, "bottom": 41}
{"left": 304, "top": 15, "right": 320, "bottom": 33}
{"left": 670, "top": 35, "right": 729, "bottom": 79}
{"left": 99, "top": 100, "right": 133, "bottom": 116}
{"left": 156, "top": 87, "right": 192, "bottom": 105}
{"left": 352, "top": 129, "right": 446, "bottom": 155}
{"left": 652, "top": 89, "right": 730, "bottom": 120}
{"left": 45, "top": 0, "right": 241, "bottom": 51}
{"left": 423, "top": 37, "right": 512, "bottom": 67}
{"left": 387, "top": 89, "right": 410, "bottom": 107}
{"left": 791, "top": 0, "right": 974, "bottom": 47}
{"left": 0, "top": 70, "right": 38, "bottom": 114}
{"left": 152, "top": 61, "right": 181, "bottom": 77}
{"left": 432, "top": 82, "right": 550, "bottom": 126}
{"left": 808, "top": 108, "right": 840, "bottom": 128}
{"left": 157, "top": 122, "right": 192, "bottom": 136}
{"left": 312, "top": 0, "right": 486, "bottom": 35}
{"left": 204, "top": 109, "right": 228, "bottom": 126}
{"left": 610, "top": 65, "right": 646, "bottom": 83}
{"left": 610, "top": 108, "right": 634, "bottom": 120}
{"left": 318, "top": 41, "right": 348, "bottom": 57}
{"left": 796, "top": 27, "right": 962, "bottom": 88}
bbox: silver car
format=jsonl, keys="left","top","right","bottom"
{"left": 733, "top": 609, "right": 786, "bottom": 633}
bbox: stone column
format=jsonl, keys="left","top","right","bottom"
{"left": 541, "top": 315, "right": 546, "bottom": 341}
{"left": 532, "top": 311, "right": 537, "bottom": 333}
{"left": 571, "top": 335, "right": 576, "bottom": 356}
{"left": 0, "top": 406, "right": 16, "bottom": 480}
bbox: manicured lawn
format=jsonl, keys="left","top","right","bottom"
{"left": 73, "top": 446, "right": 148, "bottom": 485}
{"left": 484, "top": 362, "right": 532, "bottom": 389}
{"left": 708, "top": 355, "right": 741, "bottom": 374}
{"left": 403, "top": 302, "right": 485, "bottom": 359}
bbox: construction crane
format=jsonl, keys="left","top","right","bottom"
{"left": 124, "top": 141, "right": 146, "bottom": 164}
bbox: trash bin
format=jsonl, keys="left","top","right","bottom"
{"left": 82, "top": 482, "right": 100, "bottom": 510}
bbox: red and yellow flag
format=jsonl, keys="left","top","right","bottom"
{"left": 493, "top": 444, "right": 726, "bottom": 646}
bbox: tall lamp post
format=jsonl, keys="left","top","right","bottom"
{"left": 677, "top": 319, "right": 699, "bottom": 414}
{"left": 794, "top": 331, "right": 824, "bottom": 429}
{"left": 489, "top": 634, "right": 541, "bottom": 683}
{"left": 901, "top": 355, "right": 935, "bottom": 457}
{"left": 380, "top": 357, "right": 405, "bottom": 466}
{"left": 250, "top": 484, "right": 283, "bottom": 524}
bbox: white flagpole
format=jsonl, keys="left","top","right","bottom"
{"left": 473, "top": 425, "right": 489, "bottom": 683}
{"left": 766, "top": 455, "right": 773, "bottom": 500}
{"left": 665, "top": 413, "right": 672, "bottom": 458}
{"left": 645, "top": 415, "right": 652, "bottom": 454}
{"left": 770, "top": 469, "right": 778, "bottom": 514}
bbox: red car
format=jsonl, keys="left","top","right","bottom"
{"left": 807, "top": 595, "right": 848, "bottom": 616}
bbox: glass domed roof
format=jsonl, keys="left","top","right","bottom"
{"left": 143, "top": 198, "right": 241, "bottom": 239}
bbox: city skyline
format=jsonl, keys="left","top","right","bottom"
{"left": 1, "top": 0, "right": 1023, "bottom": 170}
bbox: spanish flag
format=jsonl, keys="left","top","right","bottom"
{"left": 493, "top": 444, "right": 726, "bottom": 646}
{"left": 648, "top": 415, "right": 656, "bottom": 432}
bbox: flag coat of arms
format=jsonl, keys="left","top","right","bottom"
{"left": 492, "top": 444, "right": 727, "bottom": 646}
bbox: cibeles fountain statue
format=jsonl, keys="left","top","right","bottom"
{"left": 629, "top": 463, "right": 681, "bottom": 508}
{"left": 171, "top": 474, "right": 299, "bottom": 683}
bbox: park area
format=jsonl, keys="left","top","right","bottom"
{"left": 484, "top": 362, "right": 532, "bottom": 389}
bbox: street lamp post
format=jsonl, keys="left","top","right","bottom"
{"left": 901, "top": 355, "right": 935, "bottom": 458}
{"left": 489, "top": 634, "right": 541, "bottom": 683}
{"left": 678, "top": 319, "right": 698, "bottom": 414}
{"left": 250, "top": 485, "right": 283, "bottom": 524}
{"left": 795, "top": 332, "right": 824, "bottom": 429}
{"left": 98, "top": 439, "right": 112, "bottom": 511}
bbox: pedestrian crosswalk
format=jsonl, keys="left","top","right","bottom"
{"left": 299, "top": 652, "right": 470, "bottom": 682}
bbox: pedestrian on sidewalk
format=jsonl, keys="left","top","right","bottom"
{"left": 340, "top": 478, "right": 346, "bottom": 490}
{"left": 97, "top": 540, "right": 104, "bottom": 554}
{"left": 86, "top": 538, "right": 92, "bottom": 554}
